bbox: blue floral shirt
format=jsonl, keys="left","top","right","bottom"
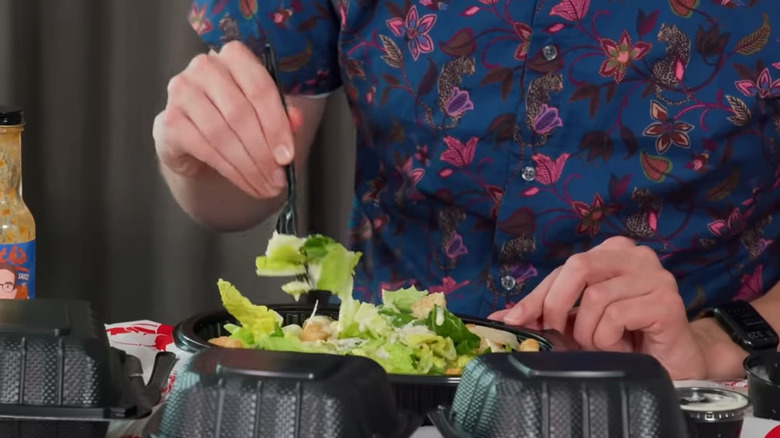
{"left": 191, "top": 0, "right": 780, "bottom": 319}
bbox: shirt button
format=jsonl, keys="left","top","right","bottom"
{"left": 500, "top": 275, "right": 517, "bottom": 291}
{"left": 542, "top": 45, "right": 558, "bottom": 61}
{"left": 521, "top": 166, "right": 537, "bottom": 182}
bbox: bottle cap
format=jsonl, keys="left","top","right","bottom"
{"left": 0, "top": 106, "right": 24, "bottom": 126}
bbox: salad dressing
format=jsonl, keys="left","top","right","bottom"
{"left": 436, "top": 307, "right": 445, "bottom": 326}
{"left": 0, "top": 107, "right": 35, "bottom": 300}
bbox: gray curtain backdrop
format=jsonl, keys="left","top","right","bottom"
{"left": 0, "top": 0, "right": 356, "bottom": 324}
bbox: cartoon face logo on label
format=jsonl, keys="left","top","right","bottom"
{"left": 0, "top": 241, "right": 35, "bottom": 299}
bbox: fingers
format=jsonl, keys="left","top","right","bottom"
{"left": 595, "top": 235, "right": 636, "bottom": 250}
{"left": 156, "top": 40, "right": 299, "bottom": 200}
{"left": 154, "top": 106, "right": 259, "bottom": 197}
{"left": 219, "top": 41, "right": 295, "bottom": 166}
{"left": 571, "top": 276, "right": 651, "bottom": 350}
{"left": 488, "top": 308, "right": 543, "bottom": 330}
{"left": 183, "top": 52, "right": 282, "bottom": 191}
{"left": 501, "top": 267, "right": 561, "bottom": 326}
{"left": 539, "top": 246, "right": 661, "bottom": 332}
{"left": 591, "top": 293, "right": 669, "bottom": 352}
{"left": 496, "top": 241, "right": 665, "bottom": 336}
{"left": 167, "top": 73, "right": 271, "bottom": 197}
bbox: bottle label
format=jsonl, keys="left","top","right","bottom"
{"left": 0, "top": 240, "right": 35, "bottom": 299}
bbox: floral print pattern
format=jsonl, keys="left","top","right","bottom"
{"left": 643, "top": 101, "right": 694, "bottom": 154}
{"left": 193, "top": 0, "right": 780, "bottom": 319}
{"left": 386, "top": 6, "right": 437, "bottom": 61}
{"left": 599, "top": 30, "right": 652, "bottom": 83}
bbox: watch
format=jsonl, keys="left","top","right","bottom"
{"left": 705, "top": 300, "right": 779, "bottom": 352}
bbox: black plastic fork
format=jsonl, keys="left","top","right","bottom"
{"left": 262, "top": 43, "right": 298, "bottom": 237}
{"left": 262, "top": 43, "right": 313, "bottom": 293}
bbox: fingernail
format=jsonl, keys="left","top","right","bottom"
{"left": 273, "top": 145, "right": 293, "bottom": 164}
{"left": 504, "top": 315, "right": 521, "bottom": 325}
{"left": 273, "top": 168, "right": 287, "bottom": 188}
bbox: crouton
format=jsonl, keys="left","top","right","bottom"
{"left": 411, "top": 292, "right": 447, "bottom": 319}
{"left": 301, "top": 320, "right": 331, "bottom": 342}
{"left": 208, "top": 336, "right": 243, "bottom": 349}
{"left": 518, "top": 338, "right": 540, "bottom": 352}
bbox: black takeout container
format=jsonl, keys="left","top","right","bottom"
{"left": 0, "top": 298, "right": 153, "bottom": 437}
{"left": 429, "top": 351, "right": 688, "bottom": 438}
{"left": 172, "top": 304, "right": 569, "bottom": 419}
{"left": 143, "top": 347, "right": 422, "bottom": 438}
{"left": 744, "top": 352, "right": 780, "bottom": 421}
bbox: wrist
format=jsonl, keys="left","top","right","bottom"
{"left": 159, "top": 161, "right": 284, "bottom": 232}
{"left": 689, "top": 316, "right": 749, "bottom": 380}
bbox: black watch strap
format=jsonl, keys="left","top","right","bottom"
{"left": 705, "top": 300, "right": 779, "bottom": 352}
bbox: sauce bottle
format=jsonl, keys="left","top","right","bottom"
{"left": 0, "top": 107, "right": 35, "bottom": 299}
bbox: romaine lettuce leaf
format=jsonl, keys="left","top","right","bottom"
{"left": 224, "top": 324, "right": 256, "bottom": 347}
{"left": 218, "top": 279, "right": 283, "bottom": 336}
{"left": 426, "top": 305, "right": 481, "bottom": 355}
{"left": 255, "top": 258, "right": 307, "bottom": 277}
{"left": 282, "top": 324, "right": 302, "bottom": 338}
{"left": 266, "top": 233, "right": 307, "bottom": 263}
{"left": 280, "top": 280, "right": 315, "bottom": 301}
{"left": 300, "top": 234, "right": 337, "bottom": 260}
{"left": 256, "top": 336, "right": 331, "bottom": 353}
{"left": 314, "top": 242, "right": 361, "bottom": 301}
{"left": 404, "top": 332, "right": 457, "bottom": 361}
{"left": 350, "top": 339, "right": 417, "bottom": 374}
{"left": 413, "top": 344, "right": 447, "bottom": 375}
{"left": 270, "top": 323, "right": 284, "bottom": 338}
{"left": 255, "top": 233, "right": 308, "bottom": 276}
{"left": 451, "top": 354, "right": 475, "bottom": 371}
{"left": 378, "top": 307, "right": 417, "bottom": 327}
{"left": 382, "top": 287, "right": 427, "bottom": 313}
{"left": 338, "top": 302, "right": 392, "bottom": 339}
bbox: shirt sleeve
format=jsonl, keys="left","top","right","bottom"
{"left": 188, "top": 0, "right": 342, "bottom": 96}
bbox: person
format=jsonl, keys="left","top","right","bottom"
{"left": 0, "top": 263, "right": 17, "bottom": 299}
{"left": 154, "top": 0, "right": 780, "bottom": 380}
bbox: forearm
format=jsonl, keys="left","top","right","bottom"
{"left": 690, "top": 280, "right": 780, "bottom": 379}
{"left": 161, "top": 163, "right": 284, "bottom": 231}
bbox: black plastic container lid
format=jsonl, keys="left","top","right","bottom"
{"left": 744, "top": 352, "right": 780, "bottom": 422}
{"left": 677, "top": 387, "right": 750, "bottom": 422}
{"left": 430, "top": 352, "right": 689, "bottom": 438}
{"left": 747, "top": 352, "right": 780, "bottom": 385}
{"left": 0, "top": 106, "right": 23, "bottom": 126}
{"left": 144, "top": 348, "right": 421, "bottom": 438}
{"left": 0, "top": 298, "right": 152, "bottom": 421}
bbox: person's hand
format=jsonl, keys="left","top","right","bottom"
{"left": 489, "top": 236, "right": 707, "bottom": 380}
{"left": 153, "top": 41, "right": 303, "bottom": 199}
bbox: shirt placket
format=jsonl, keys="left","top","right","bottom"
{"left": 487, "top": 5, "right": 565, "bottom": 312}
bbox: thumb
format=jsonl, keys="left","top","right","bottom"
{"left": 487, "top": 309, "right": 511, "bottom": 321}
{"left": 288, "top": 106, "right": 303, "bottom": 134}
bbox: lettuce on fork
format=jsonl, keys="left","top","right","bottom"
{"left": 208, "top": 233, "right": 541, "bottom": 376}
{"left": 255, "top": 232, "right": 362, "bottom": 301}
